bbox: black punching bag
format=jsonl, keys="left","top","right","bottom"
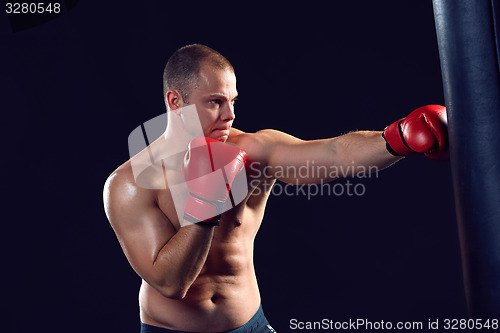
{"left": 433, "top": 0, "right": 500, "bottom": 316}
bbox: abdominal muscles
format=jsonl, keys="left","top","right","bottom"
{"left": 139, "top": 237, "right": 261, "bottom": 332}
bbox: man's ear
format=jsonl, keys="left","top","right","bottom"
{"left": 166, "top": 90, "right": 183, "bottom": 114}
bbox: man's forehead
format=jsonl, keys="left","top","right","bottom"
{"left": 199, "top": 63, "right": 235, "bottom": 80}
{"left": 206, "top": 92, "right": 239, "bottom": 100}
{"left": 197, "top": 66, "right": 237, "bottom": 96}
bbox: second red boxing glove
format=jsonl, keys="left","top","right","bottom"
{"left": 383, "top": 105, "right": 449, "bottom": 160}
{"left": 183, "top": 137, "right": 247, "bottom": 226}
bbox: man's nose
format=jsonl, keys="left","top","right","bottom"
{"left": 220, "top": 102, "right": 235, "bottom": 121}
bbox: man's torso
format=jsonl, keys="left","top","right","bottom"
{"left": 126, "top": 129, "right": 275, "bottom": 331}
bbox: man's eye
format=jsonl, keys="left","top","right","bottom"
{"left": 210, "top": 99, "right": 221, "bottom": 105}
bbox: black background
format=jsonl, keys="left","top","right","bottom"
{"left": 2, "top": 1, "right": 466, "bottom": 332}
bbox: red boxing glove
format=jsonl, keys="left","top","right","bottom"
{"left": 183, "top": 137, "right": 247, "bottom": 226}
{"left": 383, "top": 105, "right": 449, "bottom": 160}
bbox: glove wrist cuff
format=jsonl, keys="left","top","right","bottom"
{"left": 183, "top": 193, "right": 223, "bottom": 226}
{"left": 383, "top": 120, "right": 414, "bottom": 156}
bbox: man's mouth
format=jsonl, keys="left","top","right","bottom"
{"left": 211, "top": 128, "right": 230, "bottom": 141}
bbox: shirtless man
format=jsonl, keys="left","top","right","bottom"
{"left": 103, "top": 44, "right": 448, "bottom": 333}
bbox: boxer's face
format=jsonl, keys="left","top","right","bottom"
{"left": 186, "top": 64, "right": 237, "bottom": 142}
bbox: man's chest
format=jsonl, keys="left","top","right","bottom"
{"left": 155, "top": 186, "right": 264, "bottom": 234}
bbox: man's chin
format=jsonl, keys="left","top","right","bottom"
{"left": 209, "top": 130, "right": 230, "bottom": 142}
{"left": 212, "top": 135, "right": 228, "bottom": 142}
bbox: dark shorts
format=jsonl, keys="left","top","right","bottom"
{"left": 140, "top": 304, "right": 276, "bottom": 333}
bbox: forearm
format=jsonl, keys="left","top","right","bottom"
{"left": 263, "top": 129, "right": 402, "bottom": 185}
{"left": 151, "top": 223, "right": 215, "bottom": 299}
{"left": 331, "top": 130, "right": 403, "bottom": 173}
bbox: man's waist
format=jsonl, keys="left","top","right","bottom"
{"left": 139, "top": 279, "right": 261, "bottom": 331}
{"left": 140, "top": 304, "right": 270, "bottom": 333}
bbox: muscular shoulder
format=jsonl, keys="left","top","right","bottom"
{"left": 103, "top": 161, "right": 157, "bottom": 229}
{"left": 228, "top": 128, "right": 302, "bottom": 164}
{"left": 103, "top": 162, "right": 136, "bottom": 203}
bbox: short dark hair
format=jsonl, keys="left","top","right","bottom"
{"left": 163, "top": 44, "right": 234, "bottom": 106}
